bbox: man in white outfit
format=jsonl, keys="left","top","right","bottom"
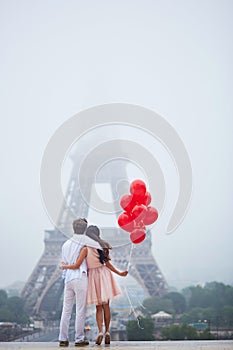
{"left": 58, "top": 218, "right": 102, "bottom": 347}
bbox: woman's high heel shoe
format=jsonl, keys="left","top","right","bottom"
{"left": 95, "top": 332, "right": 103, "bottom": 345}
{"left": 105, "top": 332, "right": 110, "bottom": 345}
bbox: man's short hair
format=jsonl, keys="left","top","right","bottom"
{"left": 72, "top": 218, "right": 88, "bottom": 235}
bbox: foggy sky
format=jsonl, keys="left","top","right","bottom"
{"left": 0, "top": 0, "right": 233, "bottom": 290}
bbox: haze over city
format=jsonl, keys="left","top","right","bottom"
{"left": 0, "top": 0, "right": 233, "bottom": 292}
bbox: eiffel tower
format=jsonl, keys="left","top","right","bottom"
{"left": 21, "top": 137, "right": 169, "bottom": 318}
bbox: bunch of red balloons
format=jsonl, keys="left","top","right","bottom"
{"left": 118, "top": 179, "right": 158, "bottom": 244}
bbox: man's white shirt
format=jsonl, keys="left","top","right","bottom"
{"left": 61, "top": 234, "right": 101, "bottom": 283}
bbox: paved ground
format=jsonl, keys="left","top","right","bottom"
{"left": 0, "top": 341, "right": 233, "bottom": 350}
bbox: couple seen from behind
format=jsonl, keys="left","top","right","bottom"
{"left": 58, "top": 218, "right": 128, "bottom": 347}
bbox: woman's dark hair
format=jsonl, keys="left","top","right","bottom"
{"left": 97, "top": 249, "right": 109, "bottom": 264}
{"left": 85, "top": 225, "right": 111, "bottom": 264}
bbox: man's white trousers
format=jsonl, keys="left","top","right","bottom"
{"left": 59, "top": 275, "right": 87, "bottom": 342}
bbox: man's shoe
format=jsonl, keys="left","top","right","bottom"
{"left": 59, "top": 340, "right": 69, "bottom": 347}
{"left": 75, "top": 340, "right": 89, "bottom": 347}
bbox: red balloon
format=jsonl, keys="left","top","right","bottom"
{"left": 120, "top": 194, "right": 136, "bottom": 213}
{"left": 143, "top": 206, "right": 158, "bottom": 225}
{"left": 136, "top": 220, "right": 146, "bottom": 229}
{"left": 140, "top": 191, "right": 152, "bottom": 206}
{"left": 118, "top": 212, "right": 135, "bottom": 232}
{"left": 131, "top": 204, "right": 147, "bottom": 222}
{"left": 130, "top": 180, "right": 147, "bottom": 197}
{"left": 130, "top": 228, "right": 146, "bottom": 244}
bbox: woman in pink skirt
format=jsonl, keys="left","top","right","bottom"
{"left": 62, "top": 225, "right": 128, "bottom": 345}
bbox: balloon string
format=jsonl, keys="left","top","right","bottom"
{"left": 124, "top": 286, "right": 144, "bottom": 330}
{"left": 110, "top": 241, "right": 133, "bottom": 270}
{"left": 111, "top": 241, "right": 132, "bottom": 249}
{"left": 126, "top": 287, "right": 146, "bottom": 310}
{"left": 127, "top": 242, "right": 134, "bottom": 271}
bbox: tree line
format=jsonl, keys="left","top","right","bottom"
{"left": 126, "top": 281, "right": 233, "bottom": 340}
{"left": 0, "top": 290, "right": 29, "bottom": 325}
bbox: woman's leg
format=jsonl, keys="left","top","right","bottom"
{"left": 103, "top": 301, "right": 111, "bottom": 344}
{"left": 103, "top": 301, "right": 111, "bottom": 333}
{"left": 95, "top": 304, "right": 104, "bottom": 345}
{"left": 96, "top": 304, "right": 103, "bottom": 333}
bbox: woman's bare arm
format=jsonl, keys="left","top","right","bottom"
{"left": 105, "top": 260, "right": 128, "bottom": 277}
{"left": 62, "top": 246, "right": 88, "bottom": 270}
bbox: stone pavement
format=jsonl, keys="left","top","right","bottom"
{"left": 0, "top": 341, "right": 233, "bottom": 350}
